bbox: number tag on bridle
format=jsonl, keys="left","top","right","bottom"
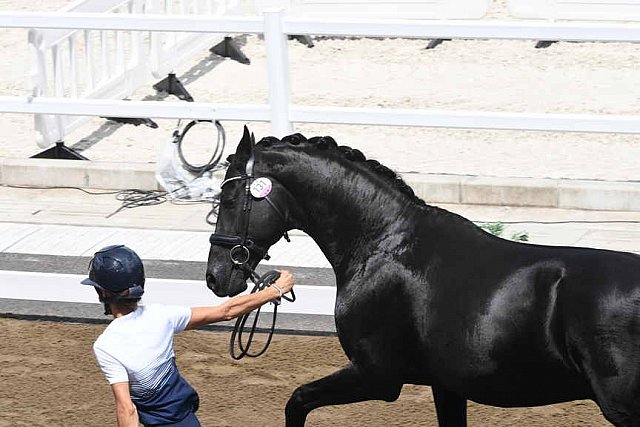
{"left": 250, "top": 177, "right": 272, "bottom": 198}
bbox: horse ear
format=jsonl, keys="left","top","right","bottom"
{"left": 236, "top": 125, "right": 253, "bottom": 159}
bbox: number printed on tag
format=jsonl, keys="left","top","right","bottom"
{"left": 250, "top": 177, "right": 273, "bottom": 198}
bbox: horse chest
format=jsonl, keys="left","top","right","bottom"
{"left": 333, "top": 282, "right": 433, "bottom": 379}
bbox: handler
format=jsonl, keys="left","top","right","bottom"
{"left": 81, "top": 244, "right": 294, "bottom": 427}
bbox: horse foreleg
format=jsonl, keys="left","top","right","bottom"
{"left": 284, "top": 362, "right": 402, "bottom": 427}
{"left": 432, "top": 385, "right": 467, "bottom": 427}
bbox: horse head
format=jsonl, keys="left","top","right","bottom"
{"left": 206, "top": 126, "right": 304, "bottom": 297}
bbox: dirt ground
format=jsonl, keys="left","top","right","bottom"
{"left": 0, "top": 317, "right": 612, "bottom": 427}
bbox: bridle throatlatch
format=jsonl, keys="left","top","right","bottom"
{"left": 209, "top": 148, "right": 296, "bottom": 359}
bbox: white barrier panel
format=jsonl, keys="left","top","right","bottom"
{"left": 0, "top": 270, "right": 337, "bottom": 316}
{"left": 29, "top": 0, "right": 148, "bottom": 147}
{"left": 508, "top": 0, "right": 640, "bottom": 21}
{"left": 5, "top": 13, "right": 640, "bottom": 43}
{"left": 258, "top": 0, "right": 489, "bottom": 19}
{"left": 31, "top": 0, "right": 247, "bottom": 148}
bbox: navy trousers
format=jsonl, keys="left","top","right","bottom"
{"left": 146, "top": 411, "right": 201, "bottom": 427}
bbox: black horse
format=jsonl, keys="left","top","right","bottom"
{"left": 206, "top": 127, "right": 640, "bottom": 426}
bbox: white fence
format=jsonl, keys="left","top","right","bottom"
{"left": 0, "top": 270, "right": 336, "bottom": 316}
{"left": 1, "top": 11, "right": 640, "bottom": 142}
{"left": 32, "top": 0, "right": 490, "bottom": 149}
{"left": 31, "top": 0, "right": 245, "bottom": 148}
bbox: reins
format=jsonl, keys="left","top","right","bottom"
{"left": 229, "top": 269, "right": 295, "bottom": 360}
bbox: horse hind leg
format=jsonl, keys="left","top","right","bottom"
{"left": 284, "top": 362, "right": 402, "bottom": 427}
{"left": 575, "top": 303, "right": 640, "bottom": 425}
{"left": 581, "top": 347, "right": 640, "bottom": 427}
{"left": 432, "top": 385, "right": 467, "bottom": 427}
{"left": 588, "top": 376, "right": 640, "bottom": 427}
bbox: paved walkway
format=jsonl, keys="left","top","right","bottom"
{"left": 2, "top": 185, "right": 640, "bottom": 254}
{"left": 0, "top": 185, "right": 329, "bottom": 267}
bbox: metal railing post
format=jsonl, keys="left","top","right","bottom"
{"left": 263, "top": 9, "right": 292, "bottom": 138}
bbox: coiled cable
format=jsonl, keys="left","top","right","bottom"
{"left": 174, "top": 119, "right": 226, "bottom": 175}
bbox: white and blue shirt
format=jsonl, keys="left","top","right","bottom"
{"left": 93, "top": 304, "right": 199, "bottom": 425}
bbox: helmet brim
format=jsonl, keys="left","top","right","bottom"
{"left": 80, "top": 278, "right": 106, "bottom": 289}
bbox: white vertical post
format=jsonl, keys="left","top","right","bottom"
{"left": 116, "top": 30, "right": 124, "bottom": 74}
{"left": 263, "top": 9, "right": 292, "bottom": 137}
{"left": 100, "top": 31, "right": 108, "bottom": 83}
{"left": 84, "top": 30, "right": 94, "bottom": 91}
{"left": 69, "top": 36, "right": 78, "bottom": 98}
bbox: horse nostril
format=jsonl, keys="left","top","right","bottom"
{"left": 206, "top": 273, "right": 216, "bottom": 290}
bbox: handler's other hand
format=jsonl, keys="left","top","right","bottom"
{"left": 275, "top": 270, "right": 294, "bottom": 293}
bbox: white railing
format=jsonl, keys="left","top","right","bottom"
{"left": 1, "top": 11, "right": 640, "bottom": 141}
{"left": 0, "top": 270, "right": 336, "bottom": 316}
{"left": 3, "top": 97, "right": 640, "bottom": 134}
{"left": 30, "top": 0, "right": 244, "bottom": 148}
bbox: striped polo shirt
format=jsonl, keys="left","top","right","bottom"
{"left": 93, "top": 304, "right": 199, "bottom": 426}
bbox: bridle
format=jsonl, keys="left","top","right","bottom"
{"left": 209, "top": 148, "right": 296, "bottom": 359}
{"left": 209, "top": 150, "right": 291, "bottom": 277}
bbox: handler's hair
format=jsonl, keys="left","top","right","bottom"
{"left": 101, "top": 288, "right": 141, "bottom": 315}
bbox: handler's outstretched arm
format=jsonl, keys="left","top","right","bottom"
{"left": 186, "top": 270, "right": 294, "bottom": 330}
{"left": 111, "top": 382, "right": 139, "bottom": 427}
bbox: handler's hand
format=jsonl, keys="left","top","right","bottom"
{"left": 275, "top": 270, "right": 294, "bottom": 294}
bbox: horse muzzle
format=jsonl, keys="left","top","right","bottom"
{"left": 206, "top": 262, "right": 251, "bottom": 297}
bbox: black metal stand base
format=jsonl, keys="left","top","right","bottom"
{"left": 102, "top": 116, "right": 158, "bottom": 128}
{"left": 426, "top": 39, "right": 450, "bottom": 49}
{"left": 289, "top": 35, "right": 315, "bottom": 48}
{"left": 31, "top": 141, "right": 88, "bottom": 160}
{"left": 153, "top": 73, "right": 194, "bottom": 102}
{"left": 535, "top": 40, "right": 557, "bottom": 49}
{"left": 210, "top": 36, "right": 251, "bottom": 64}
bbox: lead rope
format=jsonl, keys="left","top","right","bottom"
{"left": 229, "top": 269, "right": 296, "bottom": 360}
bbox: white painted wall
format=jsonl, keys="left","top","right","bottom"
{"left": 508, "top": 0, "right": 640, "bottom": 21}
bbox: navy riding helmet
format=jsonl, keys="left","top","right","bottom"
{"left": 81, "top": 245, "right": 145, "bottom": 304}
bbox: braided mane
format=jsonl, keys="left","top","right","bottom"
{"left": 256, "top": 133, "right": 428, "bottom": 209}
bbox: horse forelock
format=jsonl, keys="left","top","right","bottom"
{"left": 254, "top": 133, "right": 428, "bottom": 209}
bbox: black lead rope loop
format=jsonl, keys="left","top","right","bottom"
{"left": 282, "top": 288, "right": 296, "bottom": 303}
{"left": 229, "top": 270, "right": 292, "bottom": 360}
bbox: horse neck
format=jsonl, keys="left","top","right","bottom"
{"left": 275, "top": 156, "right": 420, "bottom": 276}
